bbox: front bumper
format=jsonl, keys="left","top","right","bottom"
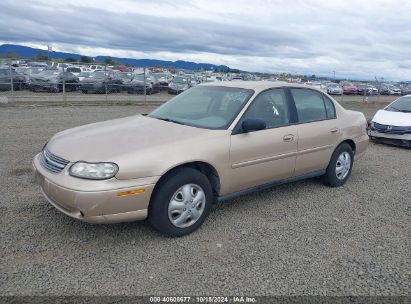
{"left": 368, "top": 130, "right": 411, "bottom": 141}
{"left": 33, "top": 153, "right": 158, "bottom": 224}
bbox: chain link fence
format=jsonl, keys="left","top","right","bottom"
{"left": 0, "top": 58, "right": 217, "bottom": 105}
{"left": 1, "top": 58, "right": 409, "bottom": 106}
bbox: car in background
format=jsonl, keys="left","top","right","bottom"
{"left": 33, "top": 82, "right": 368, "bottom": 236}
{"left": 126, "top": 74, "right": 160, "bottom": 94}
{"left": 79, "top": 71, "right": 122, "bottom": 93}
{"left": 368, "top": 95, "right": 411, "bottom": 147}
{"left": 90, "top": 65, "right": 104, "bottom": 71}
{"left": 168, "top": 76, "right": 190, "bottom": 94}
{"left": 379, "top": 85, "right": 402, "bottom": 95}
{"left": 66, "top": 67, "right": 90, "bottom": 76}
{"left": 326, "top": 83, "right": 343, "bottom": 95}
{"left": 15, "top": 67, "right": 44, "bottom": 85}
{"left": 153, "top": 73, "right": 173, "bottom": 89}
{"left": 77, "top": 71, "right": 92, "bottom": 82}
{"left": 342, "top": 83, "right": 358, "bottom": 95}
{"left": 401, "top": 86, "right": 411, "bottom": 95}
{"left": 119, "top": 72, "right": 134, "bottom": 85}
{"left": 0, "top": 68, "right": 26, "bottom": 91}
{"left": 356, "top": 84, "right": 373, "bottom": 96}
{"left": 29, "top": 69, "right": 78, "bottom": 92}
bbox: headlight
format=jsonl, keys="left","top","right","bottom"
{"left": 69, "top": 162, "right": 119, "bottom": 180}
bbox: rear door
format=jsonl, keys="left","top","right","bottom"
{"left": 229, "top": 88, "right": 297, "bottom": 193}
{"left": 288, "top": 88, "right": 341, "bottom": 176}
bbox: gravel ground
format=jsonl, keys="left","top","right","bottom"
{"left": 0, "top": 100, "right": 410, "bottom": 296}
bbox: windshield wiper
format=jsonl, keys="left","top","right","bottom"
{"left": 155, "top": 117, "right": 186, "bottom": 125}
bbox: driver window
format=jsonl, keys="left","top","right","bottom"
{"left": 243, "top": 88, "right": 289, "bottom": 129}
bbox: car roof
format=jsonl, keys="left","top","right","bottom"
{"left": 198, "top": 80, "right": 321, "bottom": 92}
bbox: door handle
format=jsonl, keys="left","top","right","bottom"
{"left": 330, "top": 128, "right": 339, "bottom": 133}
{"left": 283, "top": 134, "right": 294, "bottom": 142}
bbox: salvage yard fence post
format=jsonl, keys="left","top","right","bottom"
{"left": 144, "top": 66, "right": 147, "bottom": 105}
{"left": 62, "top": 66, "right": 66, "bottom": 103}
{"left": 9, "top": 63, "right": 14, "bottom": 101}
{"left": 104, "top": 64, "right": 108, "bottom": 103}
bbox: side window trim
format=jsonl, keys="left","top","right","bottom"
{"left": 321, "top": 94, "right": 337, "bottom": 119}
{"left": 288, "top": 87, "right": 337, "bottom": 124}
{"left": 232, "top": 87, "right": 291, "bottom": 134}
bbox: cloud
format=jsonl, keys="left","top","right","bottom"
{"left": 0, "top": 0, "right": 410, "bottom": 80}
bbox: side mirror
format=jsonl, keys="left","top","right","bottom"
{"left": 241, "top": 118, "right": 266, "bottom": 133}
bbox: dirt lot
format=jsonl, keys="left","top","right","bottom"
{"left": 0, "top": 99, "right": 410, "bottom": 296}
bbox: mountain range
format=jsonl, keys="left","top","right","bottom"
{"left": 0, "top": 44, "right": 230, "bottom": 71}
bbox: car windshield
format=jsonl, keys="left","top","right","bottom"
{"left": 149, "top": 86, "right": 253, "bottom": 129}
{"left": 328, "top": 84, "right": 339, "bottom": 87}
{"left": 173, "top": 77, "right": 188, "bottom": 84}
{"left": 67, "top": 68, "right": 81, "bottom": 73}
{"left": 386, "top": 96, "right": 411, "bottom": 112}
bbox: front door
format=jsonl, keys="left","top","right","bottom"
{"left": 229, "top": 88, "right": 297, "bottom": 193}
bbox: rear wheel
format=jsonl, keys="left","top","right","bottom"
{"left": 323, "top": 143, "right": 354, "bottom": 187}
{"left": 149, "top": 167, "right": 213, "bottom": 237}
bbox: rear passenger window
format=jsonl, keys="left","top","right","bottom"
{"left": 290, "top": 89, "right": 327, "bottom": 123}
{"left": 323, "top": 95, "right": 336, "bottom": 119}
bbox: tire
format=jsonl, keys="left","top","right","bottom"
{"left": 149, "top": 167, "right": 213, "bottom": 237}
{"left": 323, "top": 143, "right": 354, "bottom": 187}
{"left": 82, "top": 90, "right": 88, "bottom": 94}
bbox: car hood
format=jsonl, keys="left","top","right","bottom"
{"left": 47, "top": 115, "right": 210, "bottom": 163}
{"left": 372, "top": 109, "right": 411, "bottom": 127}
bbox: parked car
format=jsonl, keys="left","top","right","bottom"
{"left": 356, "top": 84, "right": 372, "bottom": 96}
{"left": 401, "top": 86, "right": 411, "bottom": 95}
{"left": 379, "top": 85, "right": 402, "bottom": 95}
{"left": 77, "top": 71, "right": 92, "bottom": 82}
{"left": 0, "top": 68, "right": 26, "bottom": 91}
{"left": 29, "top": 69, "right": 78, "bottom": 92}
{"left": 90, "top": 65, "right": 104, "bottom": 71}
{"left": 66, "top": 66, "right": 90, "bottom": 76}
{"left": 126, "top": 74, "right": 155, "bottom": 94}
{"left": 119, "top": 72, "right": 134, "bottom": 85}
{"left": 368, "top": 95, "right": 411, "bottom": 147}
{"left": 15, "top": 67, "right": 44, "bottom": 84}
{"left": 367, "top": 85, "right": 379, "bottom": 95}
{"left": 33, "top": 82, "right": 368, "bottom": 236}
{"left": 79, "top": 71, "right": 122, "bottom": 93}
{"left": 168, "top": 76, "right": 190, "bottom": 94}
{"left": 153, "top": 72, "right": 173, "bottom": 89}
{"left": 326, "top": 83, "right": 343, "bottom": 95}
{"left": 342, "top": 83, "right": 358, "bottom": 95}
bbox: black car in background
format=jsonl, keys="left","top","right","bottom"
{"left": 29, "top": 69, "right": 78, "bottom": 92}
{"left": 126, "top": 74, "right": 151, "bottom": 94}
{"left": 79, "top": 71, "right": 123, "bottom": 93}
{"left": 0, "top": 68, "right": 26, "bottom": 91}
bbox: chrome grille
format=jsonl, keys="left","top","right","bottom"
{"left": 39, "top": 148, "right": 69, "bottom": 173}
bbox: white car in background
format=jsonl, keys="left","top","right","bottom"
{"left": 368, "top": 95, "right": 411, "bottom": 148}
{"left": 66, "top": 67, "right": 90, "bottom": 76}
{"left": 326, "top": 83, "right": 343, "bottom": 95}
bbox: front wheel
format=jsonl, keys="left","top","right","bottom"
{"left": 323, "top": 143, "right": 354, "bottom": 187}
{"left": 149, "top": 167, "right": 213, "bottom": 237}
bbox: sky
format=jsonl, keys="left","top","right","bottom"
{"left": 0, "top": 0, "right": 410, "bottom": 80}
